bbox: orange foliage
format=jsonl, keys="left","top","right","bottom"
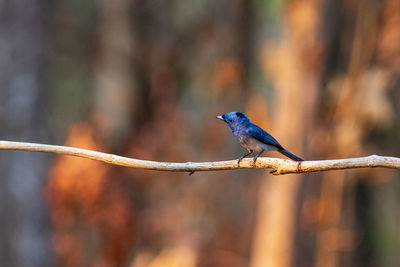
{"left": 46, "top": 122, "right": 136, "bottom": 267}
{"left": 213, "top": 57, "right": 244, "bottom": 90}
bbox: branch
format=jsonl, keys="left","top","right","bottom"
{"left": 0, "top": 140, "right": 399, "bottom": 175}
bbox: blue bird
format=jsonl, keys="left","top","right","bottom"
{"left": 217, "top": 111, "right": 303, "bottom": 164}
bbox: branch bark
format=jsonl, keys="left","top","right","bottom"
{"left": 0, "top": 140, "right": 399, "bottom": 175}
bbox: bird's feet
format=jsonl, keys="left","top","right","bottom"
{"left": 237, "top": 150, "right": 253, "bottom": 166}
{"left": 252, "top": 150, "right": 264, "bottom": 165}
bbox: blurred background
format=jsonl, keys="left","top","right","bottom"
{"left": 0, "top": 0, "right": 400, "bottom": 266}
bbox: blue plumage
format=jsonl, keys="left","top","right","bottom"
{"left": 247, "top": 124, "right": 283, "bottom": 149}
{"left": 217, "top": 111, "right": 303, "bottom": 164}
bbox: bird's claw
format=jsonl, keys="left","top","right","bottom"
{"left": 237, "top": 159, "right": 242, "bottom": 166}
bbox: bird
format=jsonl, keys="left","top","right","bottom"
{"left": 217, "top": 111, "right": 303, "bottom": 164}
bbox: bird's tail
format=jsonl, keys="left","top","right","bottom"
{"left": 278, "top": 149, "right": 304, "bottom": 161}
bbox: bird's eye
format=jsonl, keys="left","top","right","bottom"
{"left": 228, "top": 119, "right": 233, "bottom": 122}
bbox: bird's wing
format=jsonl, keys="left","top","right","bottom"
{"left": 247, "top": 124, "right": 283, "bottom": 149}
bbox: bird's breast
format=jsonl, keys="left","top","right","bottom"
{"left": 233, "top": 130, "right": 248, "bottom": 144}
{"left": 233, "top": 130, "right": 278, "bottom": 152}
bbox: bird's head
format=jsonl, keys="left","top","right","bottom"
{"left": 216, "top": 111, "right": 249, "bottom": 129}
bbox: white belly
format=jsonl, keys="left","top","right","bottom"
{"left": 242, "top": 138, "right": 278, "bottom": 153}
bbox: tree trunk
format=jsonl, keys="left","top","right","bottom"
{"left": 0, "top": 0, "right": 52, "bottom": 266}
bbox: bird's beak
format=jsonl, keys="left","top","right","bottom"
{"left": 216, "top": 115, "right": 224, "bottom": 121}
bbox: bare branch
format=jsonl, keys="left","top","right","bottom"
{"left": 0, "top": 140, "right": 399, "bottom": 175}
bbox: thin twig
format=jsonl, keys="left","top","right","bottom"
{"left": 0, "top": 140, "right": 399, "bottom": 175}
